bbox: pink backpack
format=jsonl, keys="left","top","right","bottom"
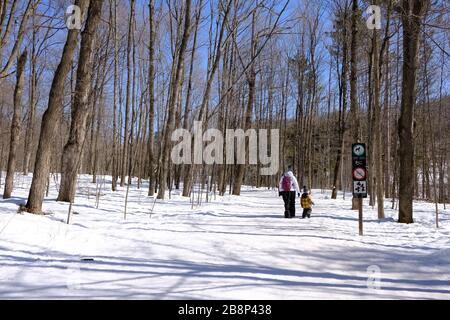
{"left": 281, "top": 175, "right": 291, "bottom": 191}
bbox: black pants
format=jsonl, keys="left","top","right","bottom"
{"left": 302, "top": 208, "right": 312, "bottom": 219}
{"left": 281, "top": 191, "right": 296, "bottom": 218}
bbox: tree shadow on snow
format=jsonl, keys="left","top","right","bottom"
{"left": 0, "top": 196, "right": 26, "bottom": 207}
{"left": 1, "top": 249, "right": 450, "bottom": 299}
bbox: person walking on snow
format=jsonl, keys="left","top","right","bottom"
{"left": 301, "top": 186, "right": 315, "bottom": 219}
{"left": 278, "top": 167, "right": 300, "bottom": 218}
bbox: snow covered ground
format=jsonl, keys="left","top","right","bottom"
{"left": 0, "top": 174, "right": 449, "bottom": 299}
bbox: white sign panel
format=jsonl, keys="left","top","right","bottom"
{"left": 353, "top": 181, "right": 367, "bottom": 195}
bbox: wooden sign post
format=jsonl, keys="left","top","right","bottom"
{"left": 352, "top": 143, "right": 368, "bottom": 236}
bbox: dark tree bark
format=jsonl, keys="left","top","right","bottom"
{"left": 3, "top": 50, "right": 27, "bottom": 199}
{"left": 147, "top": 0, "right": 156, "bottom": 196}
{"left": 111, "top": 0, "right": 118, "bottom": 191}
{"left": 233, "top": 9, "right": 258, "bottom": 196}
{"left": 157, "top": 0, "right": 192, "bottom": 200}
{"left": 121, "top": 0, "right": 135, "bottom": 187}
{"left": 26, "top": 0, "right": 89, "bottom": 213}
{"left": 23, "top": 13, "right": 38, "bottom": 176}
{"left": 57, "top": 0, "right": 104, "bottom": 203}
{"left": 398, "top": 0, "right": 430, "bottom": 223}
{"left": 180, "top": 0, "right": 204, "bottom": 198}
{"left": 331, "top": 6, "right": 349, "bottom": 200}
{"left": 183, "top": 0, "right": 230, "bottom": 197}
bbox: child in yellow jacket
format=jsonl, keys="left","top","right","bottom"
{"left": 300, "top": 186, "right": 314, "bottom": 219}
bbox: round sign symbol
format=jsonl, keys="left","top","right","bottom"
{"left": 353, "top": 144, "right": 365, "bottom": 157}
{"left": 353, "top": 167, "right": 366, "bottom": 180}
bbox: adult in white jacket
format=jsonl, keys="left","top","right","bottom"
{"left": 278, "top": 167, "right": 301, "bottom": 218}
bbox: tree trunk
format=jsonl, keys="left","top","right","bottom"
{"left": 331, "top": 9, "right": 348, "bottom": 200}
{"left": 183, "top": 0, "right": 229, "bottom": 197}
{"left": 383, "top": 36, "right": 391, "bottom": 199}
{"left": 372, "top": 0, "right": 385, "bottom": 219}
{"left": 398, "top": 0, "right": 430, "bottom": 223}
{"left": 232, "top": 71, "right": 256, "bottom": 195}
{"left": 57, "top": 0, "right": 104, "bottom": 203}
{"left": 120, "top": 0, "right": 135, "bottom": 187}
{"left": 233, "top": 9, "right": 258, "bottom": 196}
{"left": 111, "top": 0, "right": 118, "bottom": 191}
{"left": 3, "top": 50, "right": 27, "bottom": 199}
{"left": 157, "top": 0, "right": 192, "bottom": 200}
{"left": 147, "top": 0, "right": 156, "bottom": 196}
{"left": 23, "top": 14, "right": 37, "bottom": 176}
{"left": 25, "top": 0, "right": 88, "bottom": 213}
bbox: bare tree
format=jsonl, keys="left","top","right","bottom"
{"left": 157, "top": 0, "right": 192, "bottom": 200}
{"left": 147, "top": 0, "right": 157, "bottom": 196}
{"left": 3, "top": 50, "right": 27, "bottom": 199}
{"left": 0, "top": 0, "right": 35, "bottom": 79}
{"left": 111, "top": 0, "right": 119, "bottom": 191}
{"left": 398, "top": 0, "right": 430, "bottom": 223}
{"left": 232, "top": 8, "right": 258, "bottom": 196}
{"left": 22, "top": 12, "right": 37, "bottom": 175}
{"left": 26, "top": 0, "right": 89, "bottom": 213}
{"left": 183, "top": 0, "right": 231, "bottom": 197}
{"left": 331, "top": 2, "right": 349, "bottom": 200}
{"left": 57, "top": 0, "right": 104, "bottom": 203}
{"left": 120, "top": 0, "right": 135, "bottom": 187}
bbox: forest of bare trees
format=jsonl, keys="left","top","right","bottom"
{"left": 0, "top": 0, "right": 449, "bottom": 224}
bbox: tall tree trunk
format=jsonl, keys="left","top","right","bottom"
{"left": 181, "top": 0, "right": 203, "bottom": 198}
{"left": 383, "top": 35, "right": 391, "bottom": 199}
{"left": 372, "top": 0, "right": 385, "bottom": 219}
{"left": 147, "top": 0, "right": 156, "bottom": 196}
{"left": 398, "top": 0, "right": 430, "bottom": 223}
{"left": 157, "top": 0, "right": 192, "bottom": 200}
{"left": 331, "top": 9, "right": 349, "bottom": 200}
{"left": 437, "top": 48, "right": 445, "bottom": 204}
{"left": 111, "top": 0, "right": 118, "bottom": 191}
{"left": 3, "top": 50, "right": 27, "bottom": 199}
{"left": 183, "top": 0, "right": 229, "bottom": 197}
{"left": 233, "top": 9, "right": 258, "bottom": 196}
{"left": 128, "top": 5, "right": 137, "bottom": 187}
{"left": 121, "top": 0, "right": 135, "bottom": 187}
{"left": 57, "top": 0, "right": 104, "bottom": 203}
{"left": 23, "top": 14, "right": 37, "bottom": 176}
{"left": 180, "top": 18, "right": 200, "bottom": 197}
{"left": 25, "top": 0, "right": 88, "bottom": 213}
{"left": 367, "top": 40, "right": 375, "bottom": 207}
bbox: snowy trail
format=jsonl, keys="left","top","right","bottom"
{"left": 0, "top": 175, "right": 450, "bottom": 299}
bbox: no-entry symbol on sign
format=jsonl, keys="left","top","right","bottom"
{"left": 352, "top": 167, "right": 367, "bottom": 181}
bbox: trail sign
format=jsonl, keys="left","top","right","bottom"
{"left": 352, "top": 143, "right": 367, "bottom": 236}
{"left": 352, "top": 143, "right": 368, "bottom": 198}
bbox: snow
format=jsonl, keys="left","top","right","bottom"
{"left": 0, "top": 174, "right": 449, "bottom": 299}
